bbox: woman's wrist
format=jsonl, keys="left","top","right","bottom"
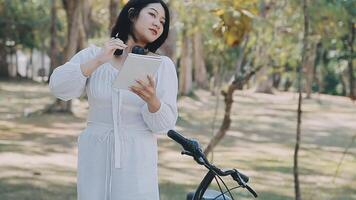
{"left": 94, "top": 55, "right": 106, "bottom": 65}
{"left": 147, "top": 97, "right": 161, "bottom": 113}
{"left": 80, "top": 57, "right": 103, "bottom": 77}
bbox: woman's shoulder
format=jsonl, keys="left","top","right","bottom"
{"left": 69, "top": 44, "right": 101, "bottom": 63}
{"left": 161, "top": 56, "right": 176, "bottom": 71}
{"left": 86, "top": 44, "right": 101, "bottom": 56}
{"left": 156, "top": 55, "right": 177, "bottom": 77}
{"left": 146, "top": 52, "right": 175, "bottom": 69}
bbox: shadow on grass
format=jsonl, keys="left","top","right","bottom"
{"left": 0, "top": 113, "right": 86, "bottom": 156}
{"left": 0, "top": 176, "right": 76, "bottom": 200}
{"left": 159, "top": 181, "right": 296, "bottom": 200}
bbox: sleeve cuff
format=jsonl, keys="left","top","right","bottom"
{"left": 75, "top": 63, "right": 89, "bottom": 79}
{"left": 141, "top": 101, "right": 177, "bottom": 134}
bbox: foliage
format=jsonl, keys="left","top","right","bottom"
{"left": 0, "top": 0, "right": 51, "bottom": 49}
{"left": 0, "top": 0, "right": 354, "bottom": 96}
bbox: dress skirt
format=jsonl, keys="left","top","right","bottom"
{"left": 77, "top": 122, "right": 159, "bottom": 200}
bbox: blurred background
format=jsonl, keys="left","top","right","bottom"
{"left": 0, "top": 0, "right": 355, "bottom": 199}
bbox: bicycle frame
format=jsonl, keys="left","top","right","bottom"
{"left": 192, "top": 170, "right": 216, "bottom": 200}
{"left": 187, "top": 170, "right": 233, "bottom": 200}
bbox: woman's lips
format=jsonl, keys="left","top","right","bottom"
{"left": 149, "top": 28, "right": 157, "bottom": 35}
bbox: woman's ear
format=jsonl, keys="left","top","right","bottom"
{"left": 128, "top": 8, "right": 135, "bottom": 21}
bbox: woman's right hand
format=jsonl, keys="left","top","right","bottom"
{"left": 80, "top": 38, "right": 127, "bottom": 77}
{"left": 95, "top": 38, "right": 128, "bottom": 64}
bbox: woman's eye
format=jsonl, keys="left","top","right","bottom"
{"left": 149, "top": 12, "right": 155, "bottom": 17}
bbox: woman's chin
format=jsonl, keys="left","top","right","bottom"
{"left": 145, "top": 34, "right": 159, "bottom": 43}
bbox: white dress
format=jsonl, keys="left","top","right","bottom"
{"left": 49, "top": 45, "right": 178, "bottom": 200}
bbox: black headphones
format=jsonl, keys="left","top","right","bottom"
{"left": 113, "top": 44, "right": 148, "bottom": 56}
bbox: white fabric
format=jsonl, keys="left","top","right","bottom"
{"left": 49, "top": 45, "right": 178, "bottom": 200}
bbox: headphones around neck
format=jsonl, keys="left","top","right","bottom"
{"left": 113, "top": 33, "right": 148, "bottom": 56}
{"left": 113, "top": 45, "right": 148, "bottom": 56}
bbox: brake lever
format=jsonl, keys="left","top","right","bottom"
{"left": 181, "top": 150, "right": 193, "bottom": 157}
{"left": 232, "top": 169, "right": 246, "bottom": 186}
{"left": 181, "top": 150, "right": 205, "bottom": 165}
{"left": 245, "top": 185, "right": 258, "bottom": 198}
{"left": 232, "top": 170, "right": 258, "bottom": 198}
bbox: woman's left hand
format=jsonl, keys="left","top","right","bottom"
{"left": 130, "top": 75, "right": 161, "bottom": 112}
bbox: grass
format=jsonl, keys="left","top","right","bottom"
{"left": 0, "top": 79, "right": 355, "bottom": 200}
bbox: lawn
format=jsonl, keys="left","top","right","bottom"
{"left": 0, "top": 79, "right": 355, "bottom": 200}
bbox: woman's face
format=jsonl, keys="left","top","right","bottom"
{"left": 132, "top": 3, "right": 166, "bottom": 44}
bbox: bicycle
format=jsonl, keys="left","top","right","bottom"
{"left": 167, "top": 130, "right": 258, "bottom": 200}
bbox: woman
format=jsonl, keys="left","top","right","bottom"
{"left": 49, "top": 0, "right": 178, "bottom": 199}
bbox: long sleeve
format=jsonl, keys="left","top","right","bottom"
{"left": 49, "top": 46, "right": 96, "bottom": 101}
{"left": 141, "top": 57, "right": 178, "bottom": 134}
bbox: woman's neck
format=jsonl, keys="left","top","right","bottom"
{"left": 126, "top": 35, "right": 147, "bottom": 52}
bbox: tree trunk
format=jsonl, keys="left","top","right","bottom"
{"left": 210, "top": 59, "right": 220, "bottom": 95}
{"left": 109, "top": 0, "right": 120, "bottom": 29}
{"left": 26, "top": 48, "right": 33, "bottom": 79}
{"left": 255, "top": 65, "right": 274, "bottom": 94}
{"left": 294, "top": 0, "right": 309, "bottom": 199}
{"left": 305, "top": 42, "right": 317, "bottom": 99}
{"left": 82, "top": 0, "right": 92, "bottom": 36}
{"left": 340, "top": 74, "right": 347, "bottom": 96}
{"left": 78, "top": 13, "right": 88, "bottom": 50}
{"left": 193, "top": 31, "right": 208, "bottom": 89}
{"left": 204, "top": 35, "right": 261, "bottom": 154}
{"left": 0, "top": 44, "right": 9, "bottom": 78}
{"left": 179, "top": 32, "right": 193, "bottom": 95}
{"left": 254, "top": 0, "right": 273, "bottom": 94}
{"left": 63, "top": 0, "right": 82, "bottom": 61}
{"left": 9, "top": 48, "right": 16, "bottom": 78}
{"left": 159, "top": 27, "right": 177, "bottom": 61}
{"left": 319, "top": 50, "right": 329, "bottom": 93}
{"left": 47, "top": 0, "right": 85, "bottom": 113}
{"left": 15, "top": 50, "right": 22, "bottom": 78}
{"left": 272, "top": 68, "right": 281, "bottom": 89}
{"left": 204, "top": 64, "right": 262, "bottom": 155}
{"left": 49, "top": 0, "right": 59, "bottom": 81}
{"left": 347, "top": 20, "right": 355, "bottom": 100}
{"left": 159, "top": 1, "right": 177, "bottom": 62}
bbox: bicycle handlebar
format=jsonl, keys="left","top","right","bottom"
{"left": 167, "top": 130, "right": 258, "bottom": 198}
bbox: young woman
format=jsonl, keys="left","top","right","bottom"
{"left": 49, "top": 0, "right": 178, "bottom": 199}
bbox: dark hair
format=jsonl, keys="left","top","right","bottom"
{"left": 111, "top": 0, "right": 170, "bottom": 54}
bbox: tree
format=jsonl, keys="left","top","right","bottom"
{"left": 47, "top": 0, "right": 89, "bottom": 113}
{"left": 254, "top": 0, "right": 274, "bottom": 94}
{"left": 203, "top": 0, "right": 258, "bottom": 155}
{"left": 109, "top": 0, "right": 120, "bottom": 30}
{"left": 193, "top": 30, "right": 208, "bottom": 89}
{"left": 158, "top": 1, "right": 177, "bottom": 62}
{"left": 0, "top": 0, "right": 50, "bottom": 78}
{"left": 49, "top": 0, "right": 60, "bottom": 81}
{"left": 179, "top": 30, "right": 193, "bottom": 95}
{"left": 294, "top": 0, "right": 309, "bottom": 199}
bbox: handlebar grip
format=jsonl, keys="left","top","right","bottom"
{"left": 167, "top": 130, "right": 193, "bottom": 152}
{"left": 239, "top": 172, "right": 249, "bottom": 183}
{"left": 231, "top": 169, "right": 249, "bottom": 184}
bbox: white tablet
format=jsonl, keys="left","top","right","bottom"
{"left": 112, "top": 53, "right": 162, "bottom": 90}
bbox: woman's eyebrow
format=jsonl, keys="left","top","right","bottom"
{"left": 149, "top": 8, "right": 166, "bottom": 20}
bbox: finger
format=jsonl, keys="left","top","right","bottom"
{"left": 108, "top": 42, "right": 126, "bottom": 47}
{"left": 109, "top": 43, "right": 127, "bottom": 50}
{"left": 147, "top": 75, "right": 155, "bottom": 87}
{"left": 109, "top": 39, "right": 125, "bottom": 45}
{"left": 110, "top": 37, "right": 122, "bottom": 42}
{"left": 135, "top": 79, "right": 149, "bottom": 90}
{"left": 130, "top": 86, "right": 149, "bottom": 99}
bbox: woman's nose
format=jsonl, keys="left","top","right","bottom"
{"left": 153, "top": 20, "right": 160, "bottom": 29}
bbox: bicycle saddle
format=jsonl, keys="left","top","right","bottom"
{"left": 186, "top": 189, "right": 232, "bottom": 200}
